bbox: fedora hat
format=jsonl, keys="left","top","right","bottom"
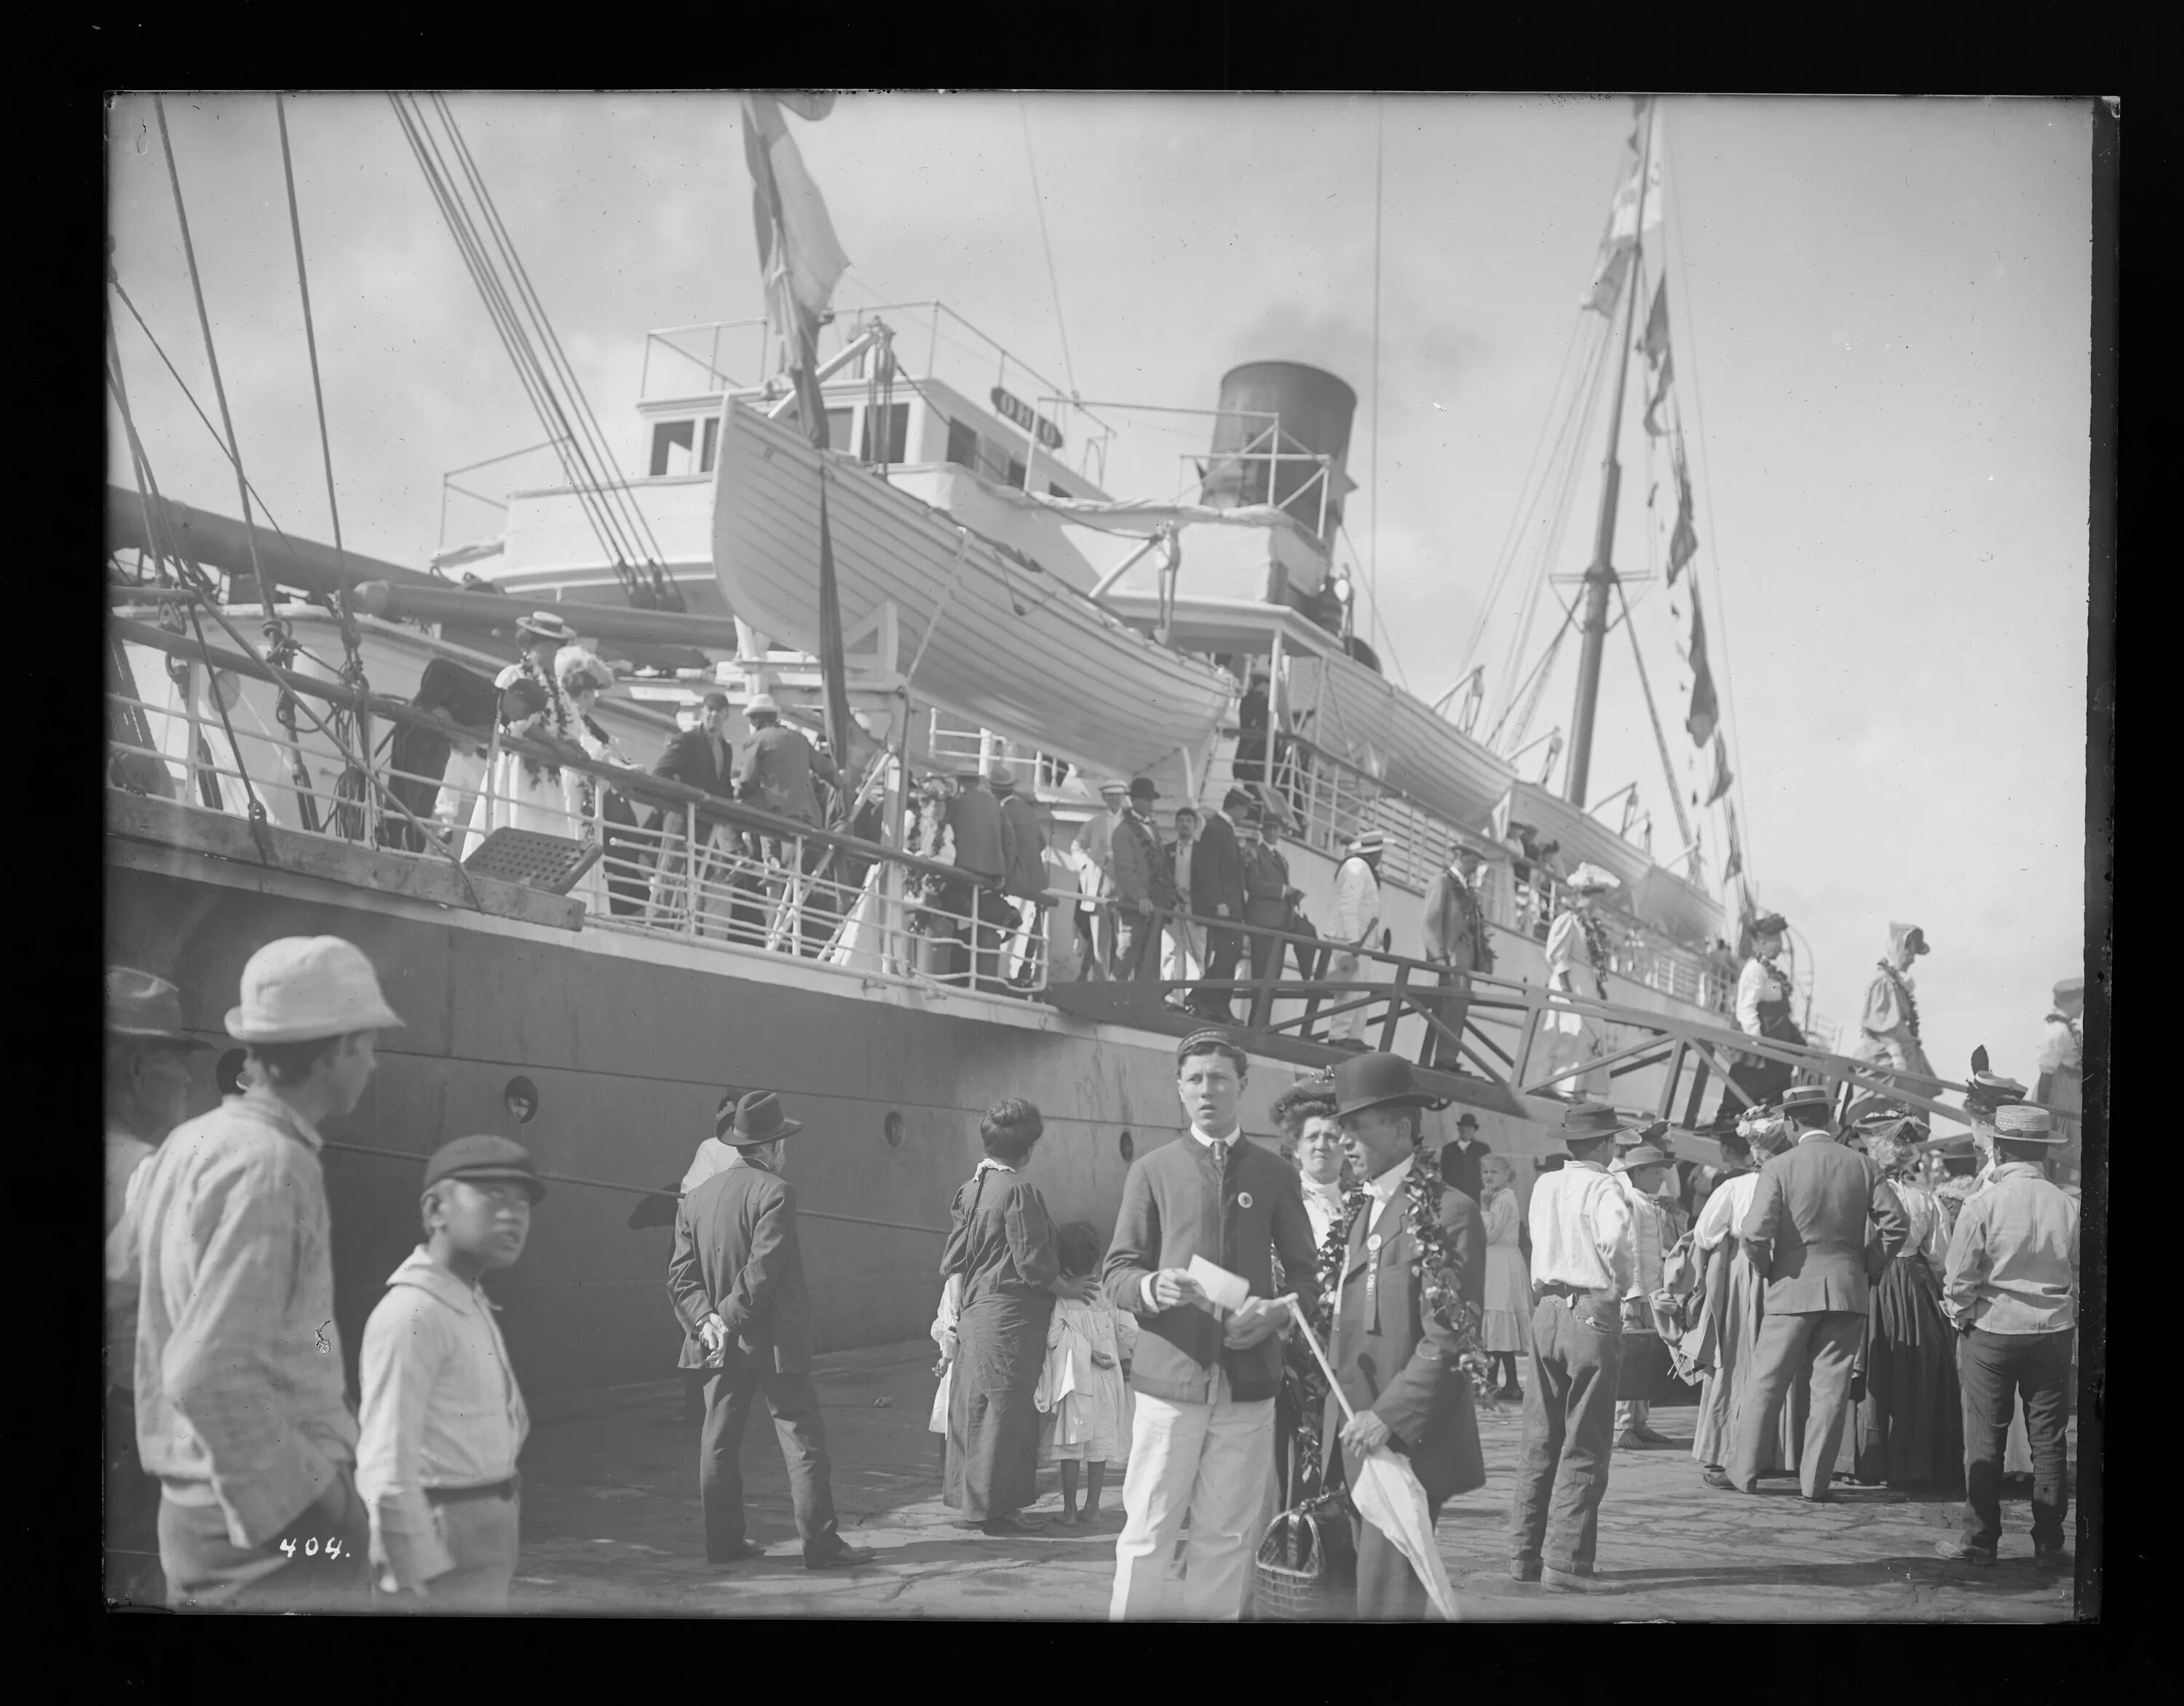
{"left": 1778, "top": 1084, "right": 1832, "bottom": 1122}
{"left": 727, "top": 1090, "right": 804, "bottom": 1148}
{"left": 1332, "top": 1052, "right": 1440, "bottom": 1120}
{"left": 107, "top": 967, "right": 210, "bottom": 1050}
{"left": 988, "top": 763, "right": 1018, "bottom": 790}
{"left": 224, "top": 936, "right": 405, "bottom": 1044}
{"left": 1557, "top": 1102, "right": 1648, "bottom": 1143}
{"left": 1128, "top": 777, "right": 1158, "bottom": 801}
{"left": 515, "top": 610, "right": 577, "bottom": 643}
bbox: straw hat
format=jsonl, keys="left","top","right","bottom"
{"left": 515, "top": 610, "right": 576, "bottom": 643}
{"left": 745, "top": 693, "right": 780, "bottom": 717}
{"left": 223, "top": 937, "right": 405, "bottom": 1044}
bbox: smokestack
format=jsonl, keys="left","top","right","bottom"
{"left": 1199, "top": 362, "right": 1358, "bottom": 550}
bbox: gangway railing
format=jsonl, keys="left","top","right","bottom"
{"left": 1206, "top": 729, "right": 1737, "bottom": 1016}
{"left": 1062, "top": 900, "right": 2079, "bottom": 1146}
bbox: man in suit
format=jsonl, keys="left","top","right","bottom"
{"left": 989, "top": 765, "right": 1048, "bottom": 987}
{"left": 1326, "top": 1052, "right": 1487, "bottom": 1619}
{"left": 666, "top": 1092, "right": 875, "bottom": 1571}
{"left": 732, "top": 694, "right": 836, "bottom": 828}
{"left": 1420, "top": 844, "right": 1495, "bottom": 1071}
{"left": 1711, "top": 1084, "right": 1910, "bottom": 1501}
{"left": 1188, "top": 790, "right": 1250, "bottom": 1020}
{"left": 942, "top": 763, "right": 1013, "bottom": 991}
{"left": 1439, "top": 1111, "right": 1491, "bottom": 1202}
{"left": 1108, "top": 777, "right": 1176, "bottom": 985}
{"left": 1238, "top": 809, "right": 1296, "bottom": 1015}
{"left": 647, "top": 691, "right": 737, "bottom": 926}
{"left": 1104, "top": 1028, "right": 1321, "bottom": 1621}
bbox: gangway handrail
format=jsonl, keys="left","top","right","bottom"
{"left": 1069, "top": 897, "right": 2073, "bottom": 1139}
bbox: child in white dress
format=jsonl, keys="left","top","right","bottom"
{"left": 1034, "top": 1223, "right": 1136, "bottom": 1526}
{"left": 928, "top": 1273, "right": 962, "bottom": 1477}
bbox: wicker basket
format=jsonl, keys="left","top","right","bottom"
{"left": 1252, "top": 1504, "right": 1356, "bottom": 1621}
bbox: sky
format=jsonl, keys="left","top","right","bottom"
{"left": 105, "top": 94, "right": 2096, "bottom": 1086}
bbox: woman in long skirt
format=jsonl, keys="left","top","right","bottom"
{"left": 1848, "top": 1127, "right": 1963, "bottom": 1488}
{"left": 941, "top": 1099, "right": 1083, "bottom": 1535}
{"left": 1690, "top": 1119, "right": 1806, "bottom": 1479}
{"left": 1478, "top": 1156, "right": 1531, "bottom": 1400}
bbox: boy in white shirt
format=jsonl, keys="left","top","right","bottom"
{"left": 357, "top": 1136, "right": 543, "bottom": 1611}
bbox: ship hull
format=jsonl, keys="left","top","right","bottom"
{"left": 112, "top": 828, "right": 1590, "bottom": 1403}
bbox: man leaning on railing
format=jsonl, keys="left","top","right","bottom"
{"left": 647, "top": 692, "right": 738, "bottom": 932}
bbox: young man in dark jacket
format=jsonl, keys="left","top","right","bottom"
{"left": 1102, "top": 1029, "right": 1319, "bottom": 1620}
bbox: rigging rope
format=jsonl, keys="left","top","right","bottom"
{"left": 1018, "top": 100, "right": 1079, "bottom": 402}
{"left": 390, "top": 95, "right": 680, "bottom": 611}
{"left": 429, "top": 95, "right": 678, "bottom": 606}
{"left": 1457, "top": 308, "right": 1589, "bottom": 678}
{"left": 152, "top": 98, "right": 273, "bottom": 628}
{"left": 1366, "top": 100, "right": 1384, "bottom": 650}
{"left": 1613, "top": 575, "right": 1696, "bottom": 865}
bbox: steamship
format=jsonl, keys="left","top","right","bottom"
{"left": 107, "top": 103, "right": 1790, "bottom": 1405}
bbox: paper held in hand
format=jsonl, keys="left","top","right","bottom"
{"left": 1185, "top": 1255, "right": 1251, "bottom": 1315}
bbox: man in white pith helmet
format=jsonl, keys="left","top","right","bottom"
{"left": 131, "top": 936, "right": 404, "bottom": 1610}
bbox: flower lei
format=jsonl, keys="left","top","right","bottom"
{"left": 1579, "top": 910, "right": 1613, "bottom": 998}
{"left": 1403, "top": 1160, "right": 1500, "bottom": 1405}
{"left": 511, "top": 654, "right": 572, "bottom": 786}
{"left": 1280, "top": 1179, "right": 1367, "bottom": 1509}
{"left": 1878, "top": 960, "right": 1921, "bottom": 1041}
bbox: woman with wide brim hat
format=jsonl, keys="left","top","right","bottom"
{"left": 461, "top": 612, "right": 588, "bottom": 859}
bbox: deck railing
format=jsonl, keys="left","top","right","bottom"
{"left": 109, "top": 615, "right": 1053, "bottom": 1000}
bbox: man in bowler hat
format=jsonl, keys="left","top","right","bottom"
{"left": 1324, "top": 1052, "right": 1486, "bottom": 1618}
{"left": 668, "top": 1092, "right": 875, "bottom": 1569}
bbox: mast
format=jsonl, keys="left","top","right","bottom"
{"left": 1563, "top": 100, "right": 1655, "bottom": 809}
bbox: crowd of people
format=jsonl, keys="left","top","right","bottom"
{"left": 103, "top": 926, "right": 2084, "bottom": 1616}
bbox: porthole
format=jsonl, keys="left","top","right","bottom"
{"left": 884, "top": 1111, "right": 906, "bottom": 1149}
{"left": 1118, "top": 1130, "right": 1134, "bottom": 1163}
{"left": 505, "top": 1075, "right": 539, "bottom": 1124}
{"left": 215, "top": 1048, "right": 247, "bottom": 1097}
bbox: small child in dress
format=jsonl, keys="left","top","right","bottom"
{"left": 928, "top": 1273, "right": 962, "bottom": 1478}
{"left": 1034, "top": 1223, "right": 1136, "bottom": 1526}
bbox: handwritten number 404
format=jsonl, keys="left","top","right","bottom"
{"left": 277, "top": 1536, "right": 343, "bottom": 1560}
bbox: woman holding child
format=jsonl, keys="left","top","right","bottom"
{"left": 940, "top": 1099, "right": 1094, "bottom": 1535}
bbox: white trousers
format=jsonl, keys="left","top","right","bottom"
{"left": 1328, "top": 950, "right": 1369, "bottom": 1042}
{"left": 1110, "top": 1389, "right": 1275, "bottom": 1622}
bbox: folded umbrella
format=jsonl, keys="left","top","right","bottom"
{"left": 1284, "top": 1297, "right": 1461, "bottom": 1622}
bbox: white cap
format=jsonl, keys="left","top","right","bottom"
{"left": 224, "top": 936, "right": 405, "bottom": 1044}
{"left": 745, "top": 694, "right": 780, "bottom": 716}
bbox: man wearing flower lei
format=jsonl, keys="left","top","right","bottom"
{"left": 1316, "top": 1052, "right": 1489, "bottom": 1619}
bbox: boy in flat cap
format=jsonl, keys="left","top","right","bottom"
{"left": 1936, "top": 1105, "right": 2078, "bottom": 1568}
{"left": 357, "top": 1138, "right": 545, "bottom": 1611}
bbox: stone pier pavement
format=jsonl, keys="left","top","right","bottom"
{"left": 507, "top": 1341, "right": 2078, "bottom": 1621}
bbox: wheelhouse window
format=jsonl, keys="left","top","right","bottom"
{"left": 649, "top": 418, "right": 695, "bottom": 477}
{"left": 945, "top": 418, "right": 980, "bottom": 469}
{"left": 700, "top": 416, "right": 720, "bottom": 474}
{"left": 860, "top": 401, "right": 910, "bottom": 464}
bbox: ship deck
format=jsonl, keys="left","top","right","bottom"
{"left": 491, "top": 1340, "right": 2077, "bottom": 1622}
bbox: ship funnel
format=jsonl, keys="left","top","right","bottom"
{"left": 1200, "top": 362, "right": 1358, "bottom": 549}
